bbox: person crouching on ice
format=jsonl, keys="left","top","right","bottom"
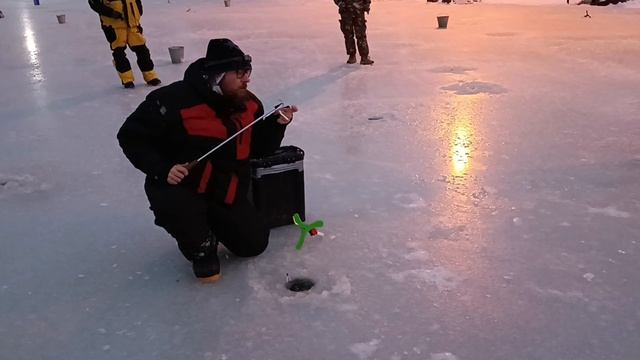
{"left": 117, "top": 39, "right": 298, "bottom": 282}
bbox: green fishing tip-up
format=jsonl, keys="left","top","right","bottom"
{"left": 292, "top": 213, "right": 324, "bottom": 250}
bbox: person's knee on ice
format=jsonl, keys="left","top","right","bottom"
{"left": 227, "top": 229, "right": 269, "bottom": 258}
{"left": 118, "top": 38, "right": 296, "bottom": 282}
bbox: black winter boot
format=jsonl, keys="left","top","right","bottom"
{"left": 147, "top": 78, "right": 161, "bottom": 86}
{"left": 192, "top": 233, "right": 221, "bottom": 283}
{"left": 347, "top": 54, "right": 357, "bottom": 64}
{"left": 123, "top": 81, "right": 135, "bottom": 89}
{"left": 360, "top": 56, "right": 374, "bottom": 65}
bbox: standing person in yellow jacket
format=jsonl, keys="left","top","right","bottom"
{"left": 88, "top": 0, "right": 161, "bottom": 89}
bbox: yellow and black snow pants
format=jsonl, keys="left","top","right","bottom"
{"left": 101, "top": 25, "right": 157, "bottom": 84}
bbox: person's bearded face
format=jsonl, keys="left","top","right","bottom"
{"left": 220, "top": 69, "right": 251, "bottom": 99}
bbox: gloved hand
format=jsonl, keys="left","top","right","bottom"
{"left": 112, "top": 11, "right": 124, "bottom": 20}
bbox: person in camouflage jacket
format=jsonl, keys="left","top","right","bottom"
{"left": 334, "top": 0, "right": 374, "bottom": 65}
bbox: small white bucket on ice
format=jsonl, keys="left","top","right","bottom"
{"left": 168, "top": 46, "right": 184, "bottom": 64}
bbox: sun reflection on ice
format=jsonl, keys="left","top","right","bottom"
{"left": 22, "top": 11, "right": 45, "bottom": 83}
{"left": 452, "top": 126, "right": 472, "bottom": 176}
{"left": 449, "top": 96, "right": 478, "bottom": 177}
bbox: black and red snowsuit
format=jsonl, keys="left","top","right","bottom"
{"left": 117, "top": 58, "right": 287, "bottom": 260}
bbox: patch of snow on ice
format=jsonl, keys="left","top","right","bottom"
{"left": 441, "top": 81, "right": 507, "bottom": 95}
{"left": 393, "top": 193, "right": 427, "bottom": 208}
{"left": 0, "top": 174, "right": 50, "bottom": 198}
{"left": 349, "top": 339, "right": 380, "bottom": 359}
{"left": 405, "top": 250, "right": 431, "bottom": 261}
{"left": 430, "top": 353, "right": 459, "bottom": 360}
{"left": 429, "top": 66, "right": 476, "bottom": 74}
{"left": 391, "top": 267, "right": 461, "bottom": 291}
{"left": 587, "top": 206, "right": 631, "bottom": 218}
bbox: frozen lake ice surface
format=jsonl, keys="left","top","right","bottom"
{"left": 1, "top": 0, "right": 639, "bottom": 359}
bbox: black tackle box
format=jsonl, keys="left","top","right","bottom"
{"left": 250, "top": 146, "right": 306, "bottom": 228}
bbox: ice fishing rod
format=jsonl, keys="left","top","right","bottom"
{"left": 185, "top": 102, "right": 287, "bottom": 170}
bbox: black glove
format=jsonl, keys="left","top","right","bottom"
{"left": 112, "top": 11, "right": 124, "bottom": 20}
